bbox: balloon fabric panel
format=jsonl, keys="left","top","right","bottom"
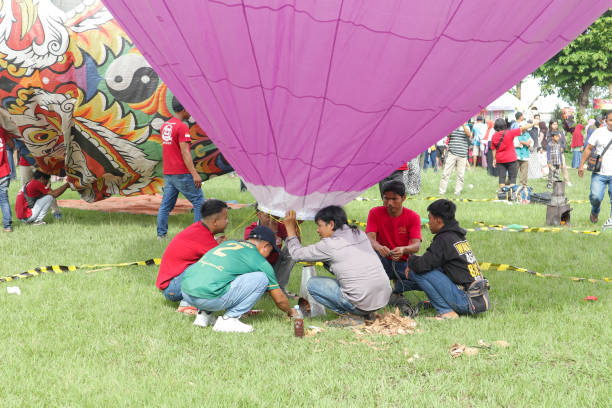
{"left": 101, "top": 0, "right": 610, "bottom": 218}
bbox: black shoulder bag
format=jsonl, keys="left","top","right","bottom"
{"left": 587, "top": 137, "right": 612, "bottom": 173}
{"left": 493, "top": 131, "right": 507, "bottom": 151}
{"left": 465, "top": 265, "right": 491, "bottom": 315}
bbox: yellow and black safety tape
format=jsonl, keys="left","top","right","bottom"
{"left": 479, "top": 262, "right": 611, "bottom": 284}
{"left": 68, "top": 255, "right": 608, "bottom": 285}
{"left": 348, "top": 218, "right": 430, "bottom": 228}
{"left": 300, "top": 261, "right": 609, "bottom": 284}
{"left": 468, "top": 221, "right": 601, "bottom": 235}
{"left": 348, "top": 218, "right": 601, "bottom": 235}
{"left": 355, "top": 196, "right": 590, "bottom": 204}
{"left": 0, "top": 259, "right": 161, "bottom": 284}
{"left": 2, "top": 257, "right": 608, "bottom": 286}
{"left": 347, "top": 219, "right": 367, "bottom": 227}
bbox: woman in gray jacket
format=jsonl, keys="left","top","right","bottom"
{"left": 283, "top": 206, "right": 392, "bottom": 327}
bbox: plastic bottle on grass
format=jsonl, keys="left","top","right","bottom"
{"left": 293, "top": 305, "right": 304, "bottom": 338}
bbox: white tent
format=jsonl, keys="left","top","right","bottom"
{"left": 486, "top": 92, "right": 522, "bottom": 111}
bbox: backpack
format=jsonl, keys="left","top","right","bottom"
{"left": 496, "top": 185, "right": 518, "bottom": 201}
{"left": 496, "top": 186, "right": 512, "bottom": 201}
{"left": 513, "top": 185, "right": 532, "bottom": 204}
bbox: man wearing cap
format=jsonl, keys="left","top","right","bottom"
{"left": 156, "top": 199, "right": 229, "bottom": 314}
{"left": 181, "top": 225, "right": 298, "bottom": 333}
{"left": 156, "top": 100, "right": 204, "bottom": 239}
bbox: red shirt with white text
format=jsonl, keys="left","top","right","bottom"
{"left": 161, "top": 117, "right": 191, "bottom": 174}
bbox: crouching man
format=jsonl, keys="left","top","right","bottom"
{"left": 181, "top": 226, "right": 298, "bottom": 333}
{"left": 15, "top": 170, "right": 70, "bottom": 225}
{"left": 156, "top": 199, "right": 229, "bottom": 314}
{"left": 405, "top": 199, "right": 489, "bottom": 320}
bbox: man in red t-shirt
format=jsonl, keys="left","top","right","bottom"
{"left": 156, "top": 199, "right": 229, "bottom": 314}
{"left": 0, "top": 128, "right": 14, "bottom": 232}
{"left": 243, "top": 204, "right": 299, "bottom": 297}
{"left": 17, "top": 142, "right": 63, "bottom": 219}
{"left": 156, "top": 100, "right": 204, "bottom": 238}
{"left": 15, "top": 171, "right": 70, "bottom": 225}
{"left": 366, "top": 180, "right": 422, "bottom": 314}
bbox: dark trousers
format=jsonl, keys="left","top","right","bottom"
{"left": 377, "top": 255, "right": 420, "bottom": 294}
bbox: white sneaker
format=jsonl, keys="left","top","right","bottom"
{"left": 603, "top": 217, "right": 612, "bottom": 230}
{"left": 213, "top": 315, "right": 253, "bottom": 333}
{"left": 193, "top": 311, "right": 215, "bottom": 327}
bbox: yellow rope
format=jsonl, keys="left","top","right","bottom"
{"left": 226, "top": 209, "right": 257, "bottom": 238}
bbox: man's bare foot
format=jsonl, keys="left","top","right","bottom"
{"left": 435, "top": 311, "right": 459, "bottom": 320}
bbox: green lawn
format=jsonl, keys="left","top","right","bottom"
{"left": 0, "top": 165, "right": 610, "bottom": 407}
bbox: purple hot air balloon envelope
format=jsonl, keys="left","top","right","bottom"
{"left": 101, "top": 0, "right": 609, "bottom": 218}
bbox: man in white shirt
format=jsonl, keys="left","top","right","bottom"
{"left": 578, "top": 111, "right": 612, "bottom": 229}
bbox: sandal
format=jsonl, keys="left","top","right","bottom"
{"left": 176, "top": 305, "right": 198, "bottom": 315}
{"left": 434, "top": 312, "right": 459, "bottom": 320}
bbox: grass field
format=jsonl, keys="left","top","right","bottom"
{"left": 0, "top": 164, "right": 610, "bottom": 407}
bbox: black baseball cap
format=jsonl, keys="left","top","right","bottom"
{"left": 248, "top": 226, "right": 280, "bottom": 253}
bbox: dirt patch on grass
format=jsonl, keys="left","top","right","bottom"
{"left": 58, "top": 194, "right": 249, "bottom": 215}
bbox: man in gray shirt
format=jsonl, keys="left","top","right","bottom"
{"left": 283, "top": 206, "right": 391, "bottom": 328}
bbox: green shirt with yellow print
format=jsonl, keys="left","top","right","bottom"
{"left": 181, "top": 240, "right": 279, "bottom": 299}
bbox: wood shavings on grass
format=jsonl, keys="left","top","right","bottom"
{"left": 404, "top": 350, "right": 420, "bottom": 363}
{"left": 305, "top": 326, "right": 324, "bottom": 337}
{"left": 353, "top": 308, "right": 417, "bottom": 336}
{"left": 450, "top": 343, "right": 479, "bottom": 357}
{"left": 451, "top": 340, "right": 511, "bottom": 357}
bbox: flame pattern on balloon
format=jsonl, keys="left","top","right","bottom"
{"left": 0, "top": 0, "right": 232, "bottom": 202}
{"left": 101, "top": 0, "right": 610, "bottom": 217}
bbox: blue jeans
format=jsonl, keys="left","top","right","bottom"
{"left": 0, "top": 176, "right": 12, "bottom": 229}
{"left": 571, "top": 148, "right": 582, "bottom": 168}
{"left": 162, "top": 271, "right": 186, "bottom": 302}
{"left": 589, "top": 173, "right": 612, "bottom": 218}
{"left": 306, "top": 276, "right": 368, "bottom": 315}
{"left": 424, "top": 150, "right": 438, "bottom": 171}
{"left": 182, "top": 272, "right": 268, "bottom": 318}
{"left": 409, "top": 269, "right": 469, "bottom": 315}
{"left": 157, "top": 173, "right": 204, "bottom": 237}
{"left": 377, "top": 255, "right": 420, "bottom": 294}
{"left": 7, "top": 147, "right": 16, "bottom": 179}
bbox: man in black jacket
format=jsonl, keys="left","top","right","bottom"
{"left": 405, "top": 199, "right": 484, "bottom": 320}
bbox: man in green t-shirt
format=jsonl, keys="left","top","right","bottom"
{"left": 182, "top": 226, "right": 298, "bottom": 333}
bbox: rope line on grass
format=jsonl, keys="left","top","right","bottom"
{"left": 478, "top": 262, "right": 611, "bottom": 284}
{"left": 0, "top": 258, "right": 161, "bottom": 284}
{"left": 2, "top": 258, "right": 609, "bottom": 286}
{"left": 467, "top": 221, "right": 601, "bottom": 235}
{"left": 355, "top": 196, "right": 590, "bottom": 204}
{"left": 348, "top": 218, "right": 601, "bottom": 235}
{"left": 299, "top": 261, "right": 610, "bottom": 284}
